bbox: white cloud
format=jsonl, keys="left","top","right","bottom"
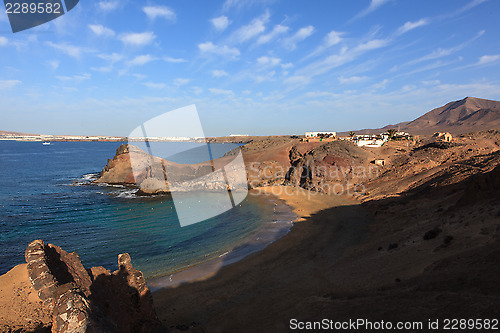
{"left": 257, "top": 56, "right": 281, "bottom": 67}
{"left": 212, "top": 70, "right": 229, "bottom": 77}
{"left": 373, "top": 79, "right": 389, "bottom": 90}
{"left": 396, "top": 19, "right": 429, "bottom": 35}
{"left": 47, "top": 60, "right": 59, "bottom": 70}
{"left": 97, "top": 0, "right": 119, "bottom": 12}
{"left": 98, "top": 53, "right": 123, "bottom": 63}
{"left": 352, "top": 0, "right": 390, "bottom": 20}
{"left": 0, "top": 37, "right": 7, "bottom": 46}
{"left": 191, "top": 86, "right": 204, "bottom": 94}
{"left": 256, "top": 24, "right": 289, "bottom": 45}
{"left": 88, "top": 24, "right": 115, "bottom": 37}
{"left": 119, "top": 32, "right": 156, "bottom": 46}
{"left": 284, "top": 75, "right": 310, "bottom": 86}
{"left": 338, "top": 76, "right": 369, "bottom": 84}
{"left": 56, "top": 73, "right": 91, "bottom": 82}
{"left": 477, "top": 54, "right": 500, "bottom": 65}
{"left": 127, "top": 54, "right": 156, "bottom": 66}
{"left": 143, "top": 81, "right": 166, "bottom": 89}
{"left": 174, "top": 78, "right": 190, "bottom": 86}
{"left": 324, "top": 31, "right": 343, "bottom": 47}
{"left": 233, "top": 11, "right": 270, "bottom": 43}
{"left": 211, "top": 16, "right": 231, "bottom": 31}
{"left": 209, "top": 88, "right": 234, "bottom": 95}
{"left": 46, "top": 42, "right": 89, "bottom": 58}
{"left": 222, "top": 0, "right": 267, "bottom": 11}
{"left": 305, "top": 30, "right": 343, "bottom": 59}
{"left": 198, "top": 42, "right": 240, "bottom": 59}
{"left": 284, "top": 25, "right": 314, "bottom": 50}
{"left": 294, "top": 38, "right": 390, "bottom": 85}
{"left": 422, "top": 80, "right": 440, "bottom": 86}
{"left": 163, "top": 56, "right": 187, "bottom": 63}
{"left": 0, "top": 80, "right": 21, "bottom": 89}
{"left": 281, "top": 62, "right": 293, "bottom": 69}
{"left": 143, "top": 6, "right": 176, "bottom": 21}
{"left": 353, "top": 39, "right": 389, "bottom": 52}
{"left": 255, "top": 70, "right": 276, "bottom": 83}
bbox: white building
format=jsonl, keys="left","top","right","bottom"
{"left": 305, "top": 131, "right": 336, "bottom": 138}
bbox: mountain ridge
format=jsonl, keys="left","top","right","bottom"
{"left": 346, "top": 97, "right": 500, "bottom": 136}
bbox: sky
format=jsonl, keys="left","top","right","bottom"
{"left": 0, "top": 0, "right": 499, "bottom": 136}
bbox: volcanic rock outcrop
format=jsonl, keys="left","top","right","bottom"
{"left": 25, "top": 240, "right": 161, "bottom": 333}
{"left": 95, "top": 144, "right": 248, "bottom": 194}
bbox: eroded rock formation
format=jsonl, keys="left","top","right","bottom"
{"left": 25, "top": 240, "right": 162, "bottom": 333}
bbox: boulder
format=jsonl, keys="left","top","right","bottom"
{"left": 25, "top": 240, "right": 162, "bottom": 333}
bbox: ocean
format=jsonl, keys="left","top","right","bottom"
{"left": 0, "top": 141, "right": 293, "bottom": 278}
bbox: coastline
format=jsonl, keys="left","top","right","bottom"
{"left": 146, "top": 189, "right": 296, "bottom": 291}
{"left": 151, "top": 185, "right": 368, "bottom": 332}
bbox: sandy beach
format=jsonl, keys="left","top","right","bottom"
{"left": 152, "top": 186, "right": 372, "bottom": 332}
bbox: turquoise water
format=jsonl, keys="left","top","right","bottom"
{"left": 0, "top": 141, "right": 285, "bottom": 277}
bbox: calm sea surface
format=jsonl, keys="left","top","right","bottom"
{"left": 0, "top": 141, "right": 285, "bottom": 277}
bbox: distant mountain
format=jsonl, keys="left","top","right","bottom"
{"left": 0, "top": 130, "right": 39, "bottom": 136}
{"left": 345, "top": 97, "right": 500, "bottom": 136}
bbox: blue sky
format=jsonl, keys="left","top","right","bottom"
{"left": 0, "top": 0, "right": 499, "bottom": 136}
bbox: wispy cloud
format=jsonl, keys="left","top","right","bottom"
{"left": 338, "top": 76, "right": 369, "bottom": 84}
{"left": 396, "top": 19, "right": 429, "bottom": 35}
{"left": 222, "top": 0, "right": 267, "bottom": 11}
{"left": 88, "top": 24, "right": 115, "bottom": 37}
{"left": 211, "top": 16, "right": 231, "bottom": 31}
{"left": 0, "top": 80, "right": 21, "bottom": 90}
{"left": 0, "top": 37, "right": 7, "bottom": 46}
{"left": 256, "top": 24, "right": 289, "bottom": 45}
{"left": 143, "top": 6, "right": 176, "bottom": 21}
{"left": 209, "top": 88, "right": 234, "bottom": 95}
{"left": 119, "top": 32, "right": 156, "bottom": 46}
{"left": 439, "top": 0, "right": 488, "bottom": 19}
{"left": 127, "top": 54, "right": 156, "bottom": 66}
{"left": 212, "top": 70, "right": 229, "bottom": 77}
{"left": 47, "top": 60, "right": 59, "bottom": 70}
{"left": 46, "top": 42, "right": 90, "bottom": 59}
{"left": 284, "top": 25, "right": 314, "bottom": 50}
{"left": 97, "top": 0, "right": 119, "bottom": 12}
{"left": 143, "top": 82, "right": 166, "bottom": 89}
{"left": 256, "top": 56, "right": 281, "bottom": 67}
{"left": 352, "top": 0, "right": 390, "bottom": 21}
{"left": 232, "top": 11, "right": 270, "bottom": 43}
{"left": 372, "top": 79, "right": 389, "bottom": 90}
{"left": 293, "top": 38, "right": 390, "bottom": 86}
{"left": 56, "top": 73, "right": 91, "bottom": 82}
{"left": 305, "top": 30, "right": 343, "bottom": 59}
{"left": 477, "top": 54, "right": 500, "bottom": 65}
{"left": 98, "top": 53, "right": 123, "bottom": 63}
{"left": 163, "top": 56, "right": 187, "bottom": 63}
{"left": 198, "top": 42, "right": 240, "bottom": 59}
{"left": 174, "top": 78, "right": 190, "bottom": 86}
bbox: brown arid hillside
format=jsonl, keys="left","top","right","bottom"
{"left": 345, "top": 97, "right": 500, "bottom": 136}
{"left": 0, "top": 130, "right": 38, "bottom": 136}
{"left": 401, "top": 97, "right": 500, "bottom": 135}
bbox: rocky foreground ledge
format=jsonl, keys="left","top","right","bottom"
{"left": 24, "top": 240, "right": 162, "bottom": 333}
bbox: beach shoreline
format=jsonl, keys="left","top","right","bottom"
{"left": 146, "top": 189, "right": 296, "bottom": 291}
{"left": 151, "top": 185, "right": 368, "bottom": 332}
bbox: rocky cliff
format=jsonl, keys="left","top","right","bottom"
{"left": 25, "top": 240, "right": 162, "bottom": 333}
